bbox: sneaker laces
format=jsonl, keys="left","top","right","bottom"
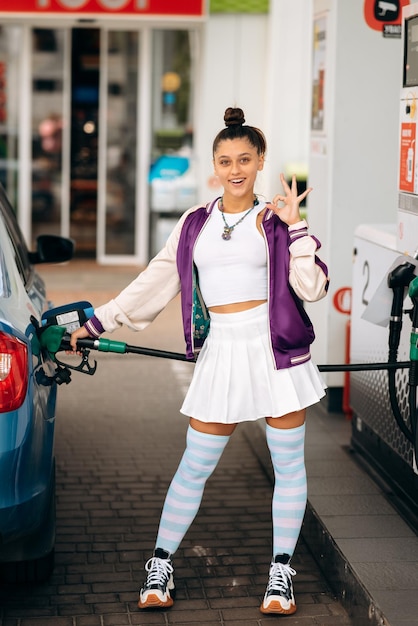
{"left": 144, "top": 556, "right": 173, "bottom": 587}
{"left": 267, "top": 562, "right": 296, "bottom": 595}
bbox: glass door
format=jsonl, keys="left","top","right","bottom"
{"left": 69, "top": 27, "right": 100, "bottom": 255}
{"left": 31, "top": 27, "right": 69, "bottom": 244}
{"left": 148, "top": 29, "right": 197, "bottom": 257}
{"left": 98, "top": 29, "right": 139, "bottom": 259}
{"left": 31, "top": 26, "right": 141, "bottom": 260}
{"left": 1, "top": 22, "right": 197, "bottom": 263}
{"left": 0, "top": 25, "right": 22, "bottom": 211}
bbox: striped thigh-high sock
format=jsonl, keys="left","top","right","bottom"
{"left": 155, "top": 426, "right": 230, "bottom": 555}
{"left": 265, "top": 423, "right": 307, "bottom": 558}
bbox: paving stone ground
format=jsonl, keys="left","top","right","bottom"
{"left": 0, "top": 261, "right": 353, "bottom": 625}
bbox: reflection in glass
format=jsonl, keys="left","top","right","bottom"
{"left": 0, "top": 26, "right": 22, "bottom": 210}
{"left": 151, "top": 30, "right": 193, "bottom": 159}
{"left": 104, "top": 31, "right": 139, "bottom": 256}
{"left": 150, "top": 30, "right": 196, "bottom": 256}
{"left": 31, "top": 28, "right": 65, "bottom": 241}
{"left": 70, "top": 28, "right": 100, "bottom": 256}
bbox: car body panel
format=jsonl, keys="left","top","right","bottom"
{"left": 0, "top": 184, "right": 73, "bottom": 578}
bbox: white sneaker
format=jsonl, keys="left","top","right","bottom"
{"left": 138, "top": 548, "right": 175, "bottom": 609}
{"left": 260, "top": 554, "right": 297, "bottom": 615}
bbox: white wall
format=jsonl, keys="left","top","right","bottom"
{"left": 263, "top": 0, "right": 313, "bottom": 199}
{"left": 197, "top": 2, "right": 312, "bottom": 204}
{"left": 196, "top": 14, "right": 269, "bottom": 201}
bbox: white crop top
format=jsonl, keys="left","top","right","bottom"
{"left": 193, "top": 200, "right": 268, "bottom": 307}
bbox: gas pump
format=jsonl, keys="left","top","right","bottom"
{"left": 349, "top": 3, "right": 418, "bottom": 523}
{"left": 398, "top": 6, "right": 418, "bottom": 257}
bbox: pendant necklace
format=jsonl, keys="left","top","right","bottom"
{"left": 219, "top": 196, "right": 259, "bottom": 240}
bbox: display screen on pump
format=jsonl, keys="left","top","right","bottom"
{"left": 404, "top": 15, "right": 418, "bottom": 87}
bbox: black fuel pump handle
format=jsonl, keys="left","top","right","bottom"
{"left": 387, "top": 262, "right": 416, "bottom": 443}
{"left": 408, "top": 277, "right": 418, "bottom": 465}
{"left": 387, "top": 262, "right": 416, "bottom": 361}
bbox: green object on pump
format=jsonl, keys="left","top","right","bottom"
{"left": 96, "top": 338, "right": 127, "bottom": 354}
{"left": 410, "top": 332, "right": 418, "bottom": 362}
{"left": 409, "top": 276, "right": 418, "bottom": 362}
{"left": 40, "top": 325, "right": 67, "bottom": 355}
{"left": 410, "top": 275, "right": 418, "bottom": 299}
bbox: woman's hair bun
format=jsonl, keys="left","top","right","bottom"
{"left": 224, "top": 107, "right": 245, "bottom": 127}
{"left": 212, "top": 105, "right": 266, "bottom": 156}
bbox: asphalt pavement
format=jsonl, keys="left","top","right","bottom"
{"left": 1, "top": 260, "right": 354, "bottom": 625}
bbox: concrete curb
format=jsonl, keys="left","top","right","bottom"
{"left": 242, "top": 419, "right": 388, "bottom": 626}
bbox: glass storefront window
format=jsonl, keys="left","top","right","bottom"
{"left": 70, "top": 27, "right": 100, "bottom": 255}
{"left": 31, "top": 28, "right": 66, "bottom": 240}
{"left": 0, "top": 25, "right": 22, "bottom": 210}
{"left": 151, "top": 30, "right": 193, "bottom": 158}
{"left": 104, "top": 30, "right": 139, "bottom": 256}
{"left": 149, "top": 30, "right": 197, "bottom": 256}
{"left": 0, "top": 23, "right": 199, "bottom": 262}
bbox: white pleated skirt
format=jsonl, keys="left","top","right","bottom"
{"left": 180, "top": 303, "right": 327, "bottom": 424}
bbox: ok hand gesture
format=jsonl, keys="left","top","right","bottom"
{"left": 269, "top": 173, "right": 312, "bottom": 226}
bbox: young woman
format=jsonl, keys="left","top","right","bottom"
{"left": 70, "top": 107, "right": 329, "bottom": 615}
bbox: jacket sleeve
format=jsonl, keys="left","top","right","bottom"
{"left": 288, "top": 221, "right": 329, "bottom": 302}
{"left": 92, "top": 209, "right": 193, "bottom": 333}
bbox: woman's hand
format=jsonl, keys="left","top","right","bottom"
{"left": 269, "top": 173, "right": 312, "bottom": 226}
{"left": 69, "top": 325, "right": 91, "bottom": 352}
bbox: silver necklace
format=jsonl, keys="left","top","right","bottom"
{"left": 219, "top": 196, "right": 259, "bottom": 240}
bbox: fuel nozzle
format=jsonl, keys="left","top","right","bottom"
{"left": 409, "top": 276, "right": 418, "bottom": 364}
{"left": 407, "top": 276, "right": 418, "bottom": 465}
{"left": 387, "top": 262, "right": 416, "bottom": 361}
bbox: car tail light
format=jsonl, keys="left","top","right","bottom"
{"left": 0, "top": 331, "right": 28, "bottom": 412}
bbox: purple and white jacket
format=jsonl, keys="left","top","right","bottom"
{"left": 86, "top": 198, "right": 329, "bottom": 370}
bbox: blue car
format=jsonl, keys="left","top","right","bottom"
{"left": 0, "top": 184, "right": 73, "bottom": 583}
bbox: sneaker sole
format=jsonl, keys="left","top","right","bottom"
{"left": 260, "top": 600, "right": 297, "bottom": 615}
{"left": 138, "top": 594, "right": 174, "bottom": 609}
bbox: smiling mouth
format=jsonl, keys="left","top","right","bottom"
{"left": 230, "top": 178, "right": 245, "bottom": 184}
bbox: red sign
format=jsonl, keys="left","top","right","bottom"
{"left": 363, "top": 0, "right": 410, "bottom": 31}
{"left": 0, "top": 0, "right": 204, "bottom": 16}
{"left": 399, "top": 122, "right": 416, "bottom": 192}
{"left": 332, "top": 287, "right": 352, "bottom": 315}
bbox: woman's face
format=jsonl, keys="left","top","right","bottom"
{"left": 213, "top": 138, "right": 264, "bottom": 200}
